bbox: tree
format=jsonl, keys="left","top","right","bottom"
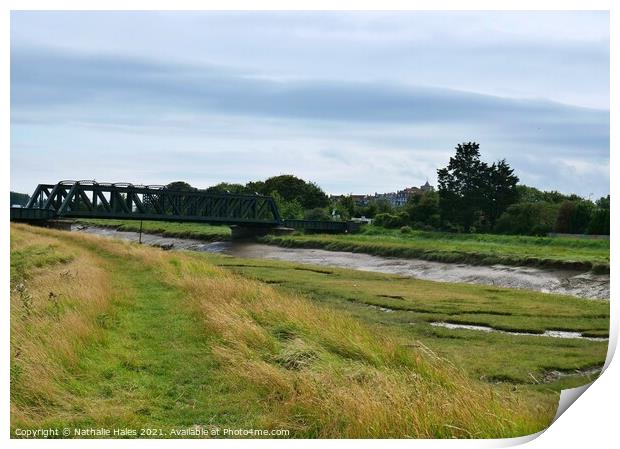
{"left": 337, "top": 195, "right": 356, "bottom": 218}
{"left": 555, "top": 200, "right": 595, "bottom": 234}
{"left": 248, "top": 175, "right": 329, "bottom": 209}
{"left": 270, "top": 191, "right": 303, "bottom": 220}
{"left": 141, "top": 181, "right": 195, "bottom": 214}
{"left": 516, "top": 185, "right": 572, "bottom": 204}
{"left": 304, "top": 207, "right": 332, "bottom": 221}
{"left": 485, "top": 159, "right": 519, "bottom": 225}
{"left": 516, "top": 185, "right": 545, "bottom": 203}
{"left": 494, "top": 202, "right": 560, "bottom": 236}
{"left": 357, "top": 202, "right": 378, "bottom": 218}
{"left": 588, "top": 209, "right": 610, "bottom": 235}
{"left": 166, "top": 181, "right": 194, "bottom": 191}
{"left": 405, "top": 191, "right": 440, "bottom": 228}
{"left": 437, "top": 142, "right": 519, "bottom": 231}
{"left": 10, "top": 191, "right": 30, "bottom": 206}
{"left": 245, "top": 180, "right": 266, "bottom": 194}
{"left": 437, "top": 142, "right": 486, "bottom": 231}
{"left": 205, "top": 182, "right": 249, "bottom": 194}
{"left": 587, "top": 195, "right": 610, "bottom": 235}
{"left": 596, "top": 195, "right": 610, "bottom": 210}
{"left": 374, "top": 198, "right": 394, "bottom": 215}
{"left": 373, "top": 212, "right": 409, "bottom": 228}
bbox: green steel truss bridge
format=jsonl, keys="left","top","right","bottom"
{"left": 11, "top": 180, "right": 359, "bottom": 234}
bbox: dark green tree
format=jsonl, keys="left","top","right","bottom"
{"left": 270, "top": 191, "right": 304, "bottom": 219}
{"left": 357, "top": 202, "right": 378, "bottom": 218}
{"left": 587, "top": 195, "right": 610, "bottom": 235}
{"left": 437, "top": 142, "right": 519, "bottom": 231}
{"left": 10, "top": 191, "right": 30, "bottom": 206}
{"left": 516, "top": 185, "right": 572, "bottom": 204}
{"left": 373, "top": 212, "right": 409, "bottom": 228}
{"left": 205, "top": 182, "right": 249, "bottom": 194}
{"left": 405, "top": 191, "right": 440, "bottom": 228}
{"left": 141, "top": 181, "right": 193, "bottom": 214}
{"left": 484, "top": 159, "right": 520, "bottom": 225}
{"left": 373, "top": 198, "right": 394, "bottom": 215}
{"left": 494, "top": 202, "right": 560, "bottom": 236}
{"left": 245, "top": 180, "right": 266, "bottom": 194}
{"left": 304, "top": 207, "right": 332, "bottom": 221}
{"left": 437, "top": 142, "right": 488, "bottom": 231}
{"left": 247, "top": 175, "right": 329, "bottom": 209}
{"left": 166, "top": 181, "right": 194, "bottom": 191}
{"left": 555, "top": 200, "right": 595, "bottom": 234}
{"left": 337, "top": 195, "right": 356, "bottom": 218}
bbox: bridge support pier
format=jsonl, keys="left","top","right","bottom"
{"left": 230, "top": 225, "right": 294, "bottom": 240}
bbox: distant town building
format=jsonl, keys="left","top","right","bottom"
{"left": 421, "top": 180, "right": 434, "bottom": 192}
{"left": 349, "top": 194, "right": 369, "bottom": 206}
{"left": 374, "top": 190, "right": 410, "bottom": 208}
{"left": 330, "top": 181, "right": 435, "bottom": 208}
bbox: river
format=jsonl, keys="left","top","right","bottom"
{"left": 73, "top": 225, "right": 609, "bottom": 300}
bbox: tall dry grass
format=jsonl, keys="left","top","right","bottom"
{"left": 10, "top": 224, "right": 554, "bottom": 437}
{"left": 10, "top": 224, "right": 113, "bottom": 425}
{"left": 157, "top": 254, "right": 553, "bottom": 437}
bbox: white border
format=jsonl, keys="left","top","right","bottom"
{"left": 2, "top": 1, "right": 616, "bottom": 448}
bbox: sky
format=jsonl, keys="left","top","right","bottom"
{"left": 10, "top": 11, "right": 610, "bottom": 198}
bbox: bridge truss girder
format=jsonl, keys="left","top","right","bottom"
{"left": 24, "top": 181, "right": 282, "bottom": 226}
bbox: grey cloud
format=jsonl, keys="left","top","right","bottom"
{"left": 11, "top": 47, "right": 608, "bottom": 152}
{"left": 10, "top": 41, "right": 610, "bottom": 199}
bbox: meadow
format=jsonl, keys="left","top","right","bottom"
{"left": 10, "top": 223, "right": 566, "bottom": 438}
{"left": 260, "top": 226, "right": 610, "bottom": 273}
{"left": 208, "top": 255, "right": 608, "bottom": 387}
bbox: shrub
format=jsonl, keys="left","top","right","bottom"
{"left": 406, "top": 191, "right": 440, "bottom": 228}
{"left": 374, "top": 212, "right": 409, "bottom": 229}
{"left": 304, "top": 207, "right": 332, "bottom": 221}
{"left": 587, "top": 208, "right": 610, "bottom": 235}
{"left": 587, "top": 197, "right": 610, "bottom": 235}
{"left": 494, "top": 202, "right": 560, "bottom": 236}
{"left": 271, "top": 191, "right": 304, "bottom": 219}
{"left": 555, "top": 200, "right": 594, "bottom": 234}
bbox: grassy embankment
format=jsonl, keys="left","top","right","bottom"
{"left": 11, "top": 223, "right": 554, "bottom": 438}
{"left": 260, "top": 227, "right": 610, "bottom": 273}
{"left": 76, "top": 219, "right": 609, "bottom": 272}
{"left": 207, "top": 255, "right": 608, "bottom": 389}
{"left": 76, "top": 218, "right": 231, "bottom": 241}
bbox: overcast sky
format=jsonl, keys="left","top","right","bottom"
{"left": 10, "top": 11, "right": 609, "bottom": 198}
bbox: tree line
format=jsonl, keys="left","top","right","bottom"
{"left": 10, "top": 143, "right": 609, "bottom": 236}
{"left": 10, "top": 191, "right": 30, "bottom": 206}
{"left": 332, "top": 142, "right": 610, "bottom": 236}
{"left": 166, "top": 175, "right": 331, "bottom": 221}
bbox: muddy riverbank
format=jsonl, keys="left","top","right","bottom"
{"left": 74, "top": 225, "right": 610, "bottom": 300}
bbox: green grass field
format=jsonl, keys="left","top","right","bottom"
{"left": 11, "top": 224, "right": 568, "bottom": 438}
{"left": 207, "top": 255, "right": 608, "bottom": 388}
{"left": 76, "top": 219, "right": 231, "bottom": 241}
{"left": 260, "top": 226, "right": 610, "bottom": 272}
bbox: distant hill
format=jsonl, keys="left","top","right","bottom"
{"left": 10, "top": 191, "right": 30, "bottom": 206}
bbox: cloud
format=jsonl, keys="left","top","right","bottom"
{"left": 11, "top": 47, "right": 608, "bottom": 150}
{"left": 10, "top": 11, "right": 609, "bottom": 109}
{"left": 9, "top": 11, "right": 609, "bottom": 199}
